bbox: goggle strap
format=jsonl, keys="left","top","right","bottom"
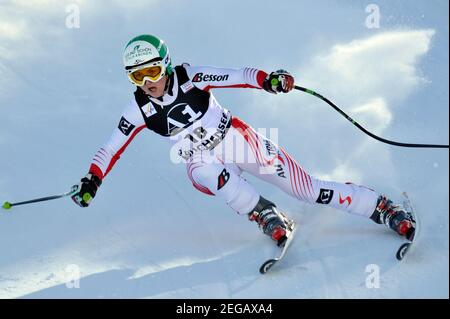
{"left": 125, "top": 57, "right": 163, "bottom": 71}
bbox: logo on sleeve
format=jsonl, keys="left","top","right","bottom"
{"left": 316, "top": 188, "right": 334, "bottom": 204}
{"left": 217, "top": 169, "right": 230, "bottom": 190}
{"left": 339, "top": 194, "right": 352, "bottom": 206}
{"left": 118, "top": 116, "right": 135, "bottom": 136}
{"left": 192, "top": 73, "right": 229, "bottom": 82}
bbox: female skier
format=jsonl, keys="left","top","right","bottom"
{"left": 71, "top": 34, "right": 415, "bottom": 247}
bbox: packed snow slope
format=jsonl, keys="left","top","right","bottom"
{"left": 0, "top": 0, "right": 448, "bottom": 298}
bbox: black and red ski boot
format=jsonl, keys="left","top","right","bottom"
{"left": 370, "top": 195, "right": 415, "bottom": 240}
{"left": 249, "top": 196, "right": 294, "bottom": 247}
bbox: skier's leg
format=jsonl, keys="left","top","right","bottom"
{"left": 186, "top": 151, "right": 260, "bottom": 215}
{"left": 227, "top": 116, "right": 414, "bottom": 237}
{"left": 228, "top": 117, "right": 376, "bottom": 217}
{"left": 186, "top": 151, "right": 293, "bottom": 245}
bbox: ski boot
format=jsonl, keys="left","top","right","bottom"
{"left": 370, "top": 195, "right": 415, "bottom": 240}
{"left": 248, "top": 196, "right": 294, "bottom": 247}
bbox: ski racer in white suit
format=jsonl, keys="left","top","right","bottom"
{"left": 72, "top": 34, "right": 415, "bottom": 246}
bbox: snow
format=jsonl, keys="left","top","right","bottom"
{"left": 0, "top": 0, "right": 448, "bottom": 298}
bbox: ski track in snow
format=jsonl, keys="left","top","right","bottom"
{"left": 0, "top": 178, "right": 448, "bottom": 298}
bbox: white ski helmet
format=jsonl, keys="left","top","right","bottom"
{"left": 123, "top": 34, "right": 173, "bottom": 85}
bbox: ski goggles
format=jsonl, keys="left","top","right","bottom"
{"left": 126, "top": 61, "right": 166, "bottom": 86}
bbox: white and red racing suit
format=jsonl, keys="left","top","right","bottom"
{"left": 88, "top": 64, "right": 379, "bottom": 217}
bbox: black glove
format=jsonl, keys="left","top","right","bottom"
{"left": 262, "top": 69, "right": 295, "bottom": 94}
{"left": 71, "top": 173, "right": 102, "bottom": 207}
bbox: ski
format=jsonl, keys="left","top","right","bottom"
{"left": 259, "top": 221, "right": 297, "bottom": 274}
{"left": 396, "top": 192, "right": 419, "bottom": 261}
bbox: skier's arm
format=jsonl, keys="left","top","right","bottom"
{"left": 72, "top": 101, "right": 146, "bottom": 207}
{"left": 184, "top": 65, "right": 267, "bottom": 90}
{"left": 184, "top": 65, "right": 294, "bottom": 93}
{"left": 88, "top": 119, "right": 146, "bottom": 180}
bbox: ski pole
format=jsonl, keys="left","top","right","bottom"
{"left": 294, "top": 85, "right": 449, "bottom": 149}
{"left": 2, "top": 185, "right": 79, "bottom": 210}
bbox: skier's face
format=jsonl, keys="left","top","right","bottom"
{"left": 141, "top": 75, "right": 168, "bottom": 98}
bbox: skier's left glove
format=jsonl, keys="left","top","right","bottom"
{"left": 262, "top": 69, "right": 295, "bottom": 94}
{"left": 71, "top": 173, "right": 102, "bottom": 207}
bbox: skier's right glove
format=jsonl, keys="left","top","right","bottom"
{"left": 71, "top": 173, "right": 102, "bottom": 207}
